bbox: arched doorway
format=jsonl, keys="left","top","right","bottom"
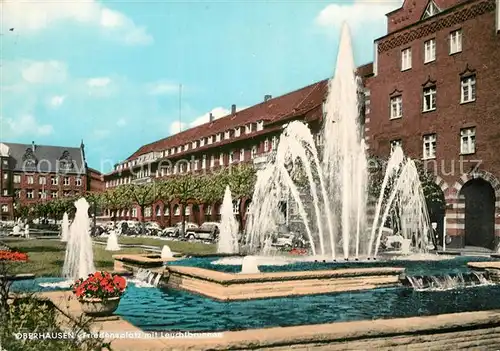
{"left": 460, "top": 178, "right": 495, "bottom": 249}
{"left": 426, "top": 183, "right": 446, "bottom": 246}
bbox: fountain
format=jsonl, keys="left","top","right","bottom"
{"left": 217, "top": 186, "right": 239, "bottom": 254}
{"left": 240, "top": 256, "right": 260, "bottom": 274}
{"left": 106, "top": 230, "right": 121, "bottom": 251}
{"left": 60, "top": 212, "right": 69, "bottom": 242}
{"left": 131, "top": 268, "right": 163, "bottom": 288}
{"left": 244, "top": 23, "right": 430, "bottom": 260}
{"left": 62, "top": 198, "right": 95, "bottom": 280}
{"left": 161, "top": 245, "right": 173, "bottom": 259}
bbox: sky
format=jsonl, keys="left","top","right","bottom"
{"left": 0, "top": 0, "right": 403, "bottom": 173}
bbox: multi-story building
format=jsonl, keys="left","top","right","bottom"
{"left": 365, "top": 0, "right": 500, "bottom": 249}
{"left": 103, "top": 65, "right": 372, "bottom": 227}
{"left": 88, "top": 168, "right": 104, "bottom": 192}
{"left": 0, "top": 141, "right": 90, "bottom": 220}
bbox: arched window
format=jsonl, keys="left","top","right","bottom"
{"left": 173, "top": 205, "right": 180, "bottom": 216}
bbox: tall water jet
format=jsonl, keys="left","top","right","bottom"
{"left": 217, "top": 186, "right": 239, "bottom": 254}
{"left": 62, "top": 198, "right": 95, "bottom": 280}
{"left": 105, "top": 230, "right": 120, "bottom": 251}
{"left": 61, "top": 212, "right": 70, "bottom": 242}
{"left": 322, "top": 23, "right": 368, "bottom": 259}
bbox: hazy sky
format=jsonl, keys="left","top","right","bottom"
{"left": 1, "top": 0, "right": 403, "bottom": 172}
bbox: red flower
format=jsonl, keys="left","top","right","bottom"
{"left": 0, "top": 250, "right": 28, "bottom": 262}
{"left": 71, "top": 271, "right": 127, "bottom": 300}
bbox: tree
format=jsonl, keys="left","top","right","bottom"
{"left": 158, "top": 178, "right": 176, "bottom": 227}
{"left": 199, "top": 173, "right": 225, "bottom": 222}
{"left": 85, "top": 191, "right": 103, "bottom": 228}
{"left": 224, "top": 164, "right": 257, "bottom": 230}
{"left": 123, "top": 183, "right": 162, "bottom": 233}
{"left": 101, "top": 187, "right": 130, "bottom": 225}
{"left": 13, "top": 202, "right": 30, "bottom": 221}
{"left": 169, "top": 174, "right": 205, "bottom": 235}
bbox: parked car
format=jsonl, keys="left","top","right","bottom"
{"left": 144, "top": 222, "right": 162, "bottom": 236}
{"left": 162, "top": 222, "right": 198, "bottom": 238}
{"left": 185, "top": 222, "right": 220, "bottom": 241}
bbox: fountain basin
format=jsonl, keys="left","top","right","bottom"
{"left": 468, "top": 261, "right": 500, "bottom": 283}
{"left": 113, "top": 254, "right": 181, "bottom": 271}
{"left": 165, "top": 265, "right": 404, "bottom": 300}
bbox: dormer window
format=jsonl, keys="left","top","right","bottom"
{"left": 208, "top": 136, "right": 213, "bottom": 144}
{"left": 224, "top": 130, "right": 230, "bottom": 139}
{"left": 422, "top": 1, "right": 440, "bottom": 19}
{"left": 170, "top": 148, "right": 175, "bottom": 154}
{"left": 192, "top": 141, "right": 197, "bottom": 149}
{"left": 235, "top": 127, "right": 241, "bottom": 137}
{"left": 256, "top": 121, "right": 264, "bottom": 131}
{"left": 177, "top": 146, "right": 182, "bottom": 153}
{"left": 216, "top": 133, "right": 221, "bottom": 142}
{"left": 245, "top": 124, "right": 252, "bottom": 134}
{"left": 200, "top": 138, "right": 205, "bottom": 147}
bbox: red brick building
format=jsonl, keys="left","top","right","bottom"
{"left": 0, "top": 141, "right": 90, "bottom": 220}
{"left": 88, "top": 168, "right": 104, "bottom": 192}
{"left": 365, "top": 0, "right": 500, "bottom": 249}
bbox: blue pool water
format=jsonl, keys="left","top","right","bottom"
{"left": 170, "top": 255, "right": 494, "bottom": 276}
{"left": 11, "top": 256, "right": 500, "bottom": 332}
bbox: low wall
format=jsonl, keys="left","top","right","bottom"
{"left": 163, "top": 309, "right": 500, "bottom": 350}
{"left": 165, "top": 266, "right": 404, "bottom": 300}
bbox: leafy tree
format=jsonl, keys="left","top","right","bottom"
{"left": 158, "top": 178, "right": 176, "bottom": 227}
{"left": 123, "top": 183, "right": 162, "bottom": 233}
{"left": 224, "top": 164, "right": 257, "bottom": 229}
{"left": 13, "top": 202, "right": 30, "bottom": 221}
{"left": 85, "top": 191, "right": 103, "bottom": 227}
{"left": 101, "top": 186, "right": 131, "bottom": 224}
{"left": 169, "top": 174, "right": 205, "bottom": 235}
{"left": 199, "top": 173, "right": 225, "bottom": 221}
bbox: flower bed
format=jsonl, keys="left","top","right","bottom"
{"left": 72, "top": 271, "right": 127, "bottom": 300}
{"left": 0, "top": 250, "right": 28, "bottom": 262}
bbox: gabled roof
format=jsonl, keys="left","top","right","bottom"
{"left": 1, "top": 142, "right": 85, "bottom": 174}
{"left": 421, "top": 0, "right": 441, "bottom": 19}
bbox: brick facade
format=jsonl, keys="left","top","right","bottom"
{"left": 366, "top": 0, "right": 500, "bottom": 249}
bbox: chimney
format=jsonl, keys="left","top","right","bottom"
{"left": 31, "top": 141, "right": 35, "bottom": 152}
{"left": 264, "top": 95, "right": 272, "bottom": 102}
{"left": 231, "top": 104, "right": 236, "bottom": 114}
{"left": 209, "top": 112, "right": 214, "bottom": 122}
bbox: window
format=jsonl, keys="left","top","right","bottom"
{"left": 232, "top": 201, "right": 239, "bottom": 214}
{"left": 51, "top": 191, "right": 58, "bottom": 198}
{"left": 132, "top": 208, "right": 137, "bottom": 217}
{"left": 390, "top": 139, "right": 402, "bottom": 152}
{"left": 235, "top": 127, "right": 241, "bottom": 137}
{"left": 225, "top": 131, "right": 230, "bottom": 139}
{"left": 2, "top": 173, "right": 6, "bottom": 180}
{"left": 256, "top": 121, "right": 264, "bottom": 131}
{"left": 272, "top": 136, "right": 278, "bottom": 150}
{"left": 205, "top": 206, "right": 212, "bottom": 215}
{"left": 229, "top": 151, "right": 234, "bottom": 163}
{"left": 144, "top": 207, "right": 151, "bottom": 217}
{"left": 207, "top": 136, "right": 213, "bottom": 144}
{"left": 202, "top": 155, "right": 206, "bottom": 169}
{"left": 210, "top": 156, "right": 215, "bottom": 168}
{"left": 27, "top": 175, "right": 33, "bottom": 184}
{"left": 401, "top": 48, "right": 412, "bottom": 71}
{"left": 219, "top": 153, "right": 224, "bottom": 166}
{"left": 63, "top": 191, "right": 71, "bottom": 197}
{"left": 251, "top": 146, "right": 257, "bottom": 159}
{"left": 423, "top": 87, "right": 437, "bottom": 112}
{"left": 184, "top": 144, "right": 189, "bottom": 151}
{"left": 75, "top": 177, "right": 82, "bottom": 186}
{"left": 2, "top": 159, "right": 7, "bottom": 167}
{"left": 192, "top": 141, "right": 197, "bottom": 149}
{"left": 2, "top": 189, "right": 8, "bottom": 196}
{"left": 1, "top": 205, "right": 8, "bottom": 213}
{"left": 173, "top": 205, "right": 180, "bottom": 216}
{"left": 240, "top": 148, "right": 245, "bottom": 161}
{"left": 264, "top": 138, "right": 269, "bottom": 151}
{"left": 39, "top": 176, "right": 46, "bottom": 185}
{"left": 245, "top": 124, "right": 251, "bottom": 134}
{"left": 424, "top": 39, "right": 436, "bottom": 63}
{"left": 39, "top": 191, "right": 47, "bottom": 199}
{"left": 423, "top": 134, "right": 437, "bottom": 159}
{"left": 461, "top": 76, "right": 476, "bottom": 103}
{"left": 216, "top": 134, "right": 221, "bottom": 142}
{"left": 26, "top": 190, "right": 34, "bottom": 199}
{"left": 14, "top": 190, "right": 20, "bottom": 198}
{"left": 193, "top": 159, "right": 198, "bottom": 170}
{"left": 316, "top": 134, "right": 323, "bottom": 146}
{"left": 460, "top": 127, "right": 476, "bottom": 154}
{"left": 422, "top": 1, "right": 440, "bottom": 19}
{"left": 185, "top": 205, "right": 190, "bottom": 215}
{"left": 51, "top": 177, "right": 58, "bottom": 185}
{"left": 450, "top": 30, "right": 462, "bottom": 54}
{"left": 390, "top": 96, "right": 403, "bottom": 119}
{"left": 13, "top": 175, "right": 20, "bottom": 183}
{"left": 64, "top": 177, "right": 70, "bottom": 186}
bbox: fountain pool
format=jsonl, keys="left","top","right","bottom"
{"left": 10, "top": 256, "right": 500, "bottom": 332}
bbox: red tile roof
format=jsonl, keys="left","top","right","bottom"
{"left": 125, "top": 63, "right": 373, "bottom": 162}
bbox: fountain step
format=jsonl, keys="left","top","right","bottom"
{"left": 0, "top": 273, "right": 35, "bottom": 280}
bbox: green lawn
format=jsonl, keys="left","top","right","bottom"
{"left": 2, "top": 239, "right": 147, "bottom": 277}
{"left": 94, "top": 236, "right": 217, "bottom": 255}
